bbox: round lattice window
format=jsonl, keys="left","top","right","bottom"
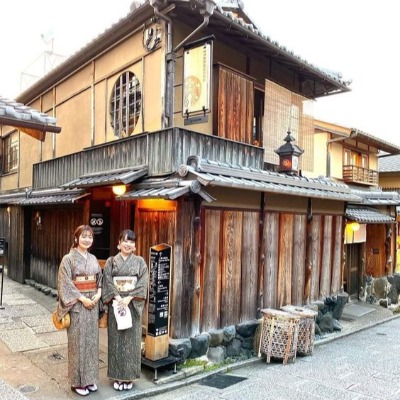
{"left": 110, "top": 71, "right": 142, "bottom": 137}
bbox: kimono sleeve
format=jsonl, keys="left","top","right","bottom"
{"left": 102, "top": 256, "right": 119, "bottom": 304}
{"left": 58, "top": 254, "right": 81, "bottom": 307}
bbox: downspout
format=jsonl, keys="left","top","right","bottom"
{"left": 173, "top": 0, "right": 215, "bottom": 53}
{"left": 150, "top": 0, "right": 174, "bottom": 128}
{"left": 150, "top": 0, "right": 215, "bottom": 127}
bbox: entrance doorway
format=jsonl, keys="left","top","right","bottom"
{"left": 345, "top": 243, "right": 362, "bottom": 301}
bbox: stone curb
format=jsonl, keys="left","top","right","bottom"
{"left": 120, "top": 312, "right": 400, "bottom": 400}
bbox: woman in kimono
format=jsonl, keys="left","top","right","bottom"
{"left": 102, "top": 229, "right": 149, "bottom": 391}
{"left": 56, "top": 225, "right": 102, "bottom": 396}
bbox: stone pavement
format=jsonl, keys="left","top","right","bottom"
{"left": 0, "top": 272, "right": 399, "bottom": 400}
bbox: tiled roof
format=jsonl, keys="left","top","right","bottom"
{"left": 349, "top": 186, "right": 400, "bottom": 205}
{"left": 122, "top": 177, "right": 214, "bottom": 202}
{"left": 213, "top": 2, "right": 351, "bottom": 88}
{"left": 0, "top": 189, "right": 89, "bottom": 206}
{"left": 178, "top": 157, "right": 361, "bottom": 202}
{"left": 378, "top": 154, "right": 400, "bottom": 172}
{"left": 61, "top": 166, "right": 148, "bottom": 188}
{"left": 346, "top": 206, "right": 395, "bottom": 224}
{"left": 0, "top": 96, "right": 61, "bottom": 141}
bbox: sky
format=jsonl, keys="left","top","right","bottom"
{"left": 1, "top": 0, "right": 399, "bottom": 145}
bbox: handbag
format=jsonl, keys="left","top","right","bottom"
{"left": 52, "top": 310, "right": 71, "bottom": 330}
{"left": 98, "top": 299, "right": 108, "bottom": 328}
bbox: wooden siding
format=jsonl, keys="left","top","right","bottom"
{"left": 320, "top": 215, "right": 333, "bottom": 298}
{"left": 240, "top": 212, "right": 259, "bottom": 321}
{"left": 33, "top": 128, "right": 264, "bottom": 189}
{"left": 291, "top": 214, "right": 306, "bottom": 305}
{"left": 4, "top": 207, "right": 25, "bottom": 283}
{"left": 134, "top": 206, "right": 176, "bottom": 335}
{"left": 262, "top": 213, "right": 279, "bottom": 309}
{"left": 214, "top": 66, "right": 254, "bottom": 144}
{"left": 30, "top": 207, "right": 83, "bottom": 288}
{"left": 201, "top": 209, "right": 221, "bottom": 332}
{"left": 220, "top": 211, "right": 243, "bottom": 327}
{"left": 331, "top": 216, "right": 343, "bottom": 293}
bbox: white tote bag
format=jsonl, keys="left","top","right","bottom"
{"left": 112, "top": 300, "right": 133, "bottom": 330}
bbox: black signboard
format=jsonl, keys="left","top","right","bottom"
{"left": 0, "top": 238, "right": 5, "bottom": 256}
{"left": 147, "top": 244, "right": 171, "bottom": 337}
{"left": 89, "top": 200, "right": 110, "bottom": 259}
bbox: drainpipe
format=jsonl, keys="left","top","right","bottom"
{"left": 150, "top": 0, "right": 174, "bottom": 128}
{"left": 173, "top": 1, "right": 215, "bottom": 53}
{"left": 150, "top": 0, "right": 215, "bottom": 128}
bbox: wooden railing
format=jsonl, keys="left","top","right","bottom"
{"left": 33, "top": 127, "right": 264, "bottom": 189}
{"left": 342, "top": 165, "right": 378, "bottom": 186}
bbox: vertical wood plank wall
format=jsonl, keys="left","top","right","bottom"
{"left": 131, "top": 206, "right": 387, "bottom": 337}
{"left": 241, "top": 212, "right": 259, "bottom": 321}
{"left": 220, "top": 211, "right": 243, "bottom": 327}
{"left": 135, "top": 208, "right": 176, "bottom": 334}
{"left": 292, "top": 215, "right": 307, "bottom": 305}
{"left": 201, "top": 209, "right": 221, "bottom": 332}
{"left": 215, "top": 65, "right": 254, "bottom": 144}
{"left": 198, "top": 208, "right": 344, "bottom": 333}
{"left": 30, "top": 207, "right": 83, "bottom": 288}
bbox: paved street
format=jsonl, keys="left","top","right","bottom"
{"left": 149, "top": 317, "right": 400, "bottom": 400}
{"left": 1, "top": 270, "right": 400, "bottom": 400}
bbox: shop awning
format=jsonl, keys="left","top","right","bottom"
{"left": 0, "top": 189, "right": 89, "bottom": 206}
{"left": 120, "top": 178, "right": 214, "bottom": 202}
{"left": 61, "top": 166, "right": 148, "bottom": 189}
{"left": 346, "top": 207, "right": 395, "bottom": 224}
{"left": 178, "top": 158, "right": 362, "bottom": 203}
{"left": 0, "top": 191, "right": 27, "bottom": 205}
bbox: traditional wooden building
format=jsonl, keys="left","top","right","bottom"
{"left": 378, "top": 154, "right": 400, "bottom": 272}
{"left": 1, "top": 0, "right": 364, "bottom": 338}
{"left": 314, "top": 120, "right": 400, "bottom": 300}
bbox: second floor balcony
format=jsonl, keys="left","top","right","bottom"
{"left": 343, "top": 164, "right": 378, "bottom": 186}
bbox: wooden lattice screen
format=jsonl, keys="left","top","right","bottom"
{"left": 264, "top": 80, "right": 314, "bottom": 172}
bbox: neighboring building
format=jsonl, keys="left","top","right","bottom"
{"left": 378, "top": 153, "right": 400, "bottom": 272}
{"left": 1, "top": 0, "right": 360, "bottom": 338}
{"left": 315, "top": 120, "right": 400, "bottom": 300}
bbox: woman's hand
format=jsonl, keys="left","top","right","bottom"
{"left": 91, "top": 293, "right": 101, "bottom": 304}
{"left": 118, "top": 296, "right": 133, "bottom": 307}
{"left": 79, "top": 296, "right": 95, "bottom": 309}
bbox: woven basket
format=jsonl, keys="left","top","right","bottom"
{"left": 258, "top": 308, "right": 300, "bottom": 364}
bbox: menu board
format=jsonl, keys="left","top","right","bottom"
{"left": 147, "top": 244, "right": 171, "bottom": 337}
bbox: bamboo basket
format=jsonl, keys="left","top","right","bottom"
{"left": 258, "top": 308, "right": 300, "bottom": 365}
{"left": 281, "top": 305, "right": 317, "bottom": 356}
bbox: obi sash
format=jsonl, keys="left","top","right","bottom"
{"left": 113, "top": 276, "right": 137, "bottom": 293}
{"left": 73, "top": 275, "right": 97, "bottom": 292}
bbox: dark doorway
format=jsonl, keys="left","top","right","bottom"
{"left": 345, "top": 243, "right": 362, "bottom": 301}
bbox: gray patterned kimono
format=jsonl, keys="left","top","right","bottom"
{"left": 102, "top": 253, "right": 149, "bottom": 382}
{"left": 57, "top": 249, "right": 102, "bottom": 388}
